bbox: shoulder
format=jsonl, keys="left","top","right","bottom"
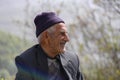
{"left": 15, "top": 44, "right": 39, "bottom": 66}
{"left": 62, "top": 51, "right": 79, "bottom": 62}
{"left": 18, "top": 44, "right": 39, "bottom": 58}
{"left": 60, "top": 51, "right": 80, "bottom": 68}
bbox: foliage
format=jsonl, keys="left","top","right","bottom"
{"left": 0, "top": 30, "right": 32, "bottom": 80}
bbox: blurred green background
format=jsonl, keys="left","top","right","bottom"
{"left": 0, "top": 0, "right": 120, "bottom": 80}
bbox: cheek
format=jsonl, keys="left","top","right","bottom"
{"left": 50, "top": 38, "right": 59, "bottom": 47}
{"left": 50, "top": 36, "right": 62, "bottom": 48}
{"left": 53, "top": 39, "right": 61, "bottom": 48}
{"left": 55, "top": 39, "right": 60, "bottom": 46}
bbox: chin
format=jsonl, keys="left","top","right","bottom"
{"left": 57, "top": 47, "right": 66, "bottom": 53}
{"left": 59, "top": 48, "right": 66, "bottom": 53}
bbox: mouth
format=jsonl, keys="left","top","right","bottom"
{"left": 60, "top": 42, "right": 66, "bottom": 48}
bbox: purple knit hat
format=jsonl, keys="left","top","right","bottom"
{"left": 34, "top": 12, "right": 64, "bottom": 37}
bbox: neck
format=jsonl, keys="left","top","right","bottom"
{"left": 40, "top": 44, "right": 57, "bottom": 58}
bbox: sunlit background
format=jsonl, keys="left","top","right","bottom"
{"left": 0, "top": 0, "right": 120, "bottom": 80}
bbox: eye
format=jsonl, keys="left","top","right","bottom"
{"left": 60, "top": 32, "right": 68, "bottom": 36}
{"left": 61, "top": 32, "right": 65, "bottom": 36}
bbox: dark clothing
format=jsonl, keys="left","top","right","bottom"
{"left": 47, "top": 58, "right": 66, "bottom": 80}
{"left": 15, "top": 44, "right": 83, "bottom": 80}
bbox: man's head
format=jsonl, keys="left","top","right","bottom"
{"left": 34, "top": 12, "right": 64, "bottom": 37}
{"left": 34, "top": 12, "right": 69, "bottom": 57}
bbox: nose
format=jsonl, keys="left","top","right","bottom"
{"left": 64, "top": 33, "right": 70, "bottom": 42}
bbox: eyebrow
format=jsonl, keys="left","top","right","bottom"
{"left": 60, "top": 29, "right": 68, "bottom": 33}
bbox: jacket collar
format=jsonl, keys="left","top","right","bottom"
{"left": 60, "top": 52, "right": 73, "bottom": 80}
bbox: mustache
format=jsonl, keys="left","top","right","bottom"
{"left": 60, "top": 41, "right": 67, "bottom": 44}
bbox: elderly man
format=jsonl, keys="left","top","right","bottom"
{"left": 15, "top": 12, "right": 83, "bottom": 80}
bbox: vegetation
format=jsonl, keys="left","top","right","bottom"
{"left": 0, "top": 30, "right": 32, "bottom": 80}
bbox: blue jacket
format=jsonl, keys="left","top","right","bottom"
{"left": 15, "top": 44, "right": 83, "bottom": 80}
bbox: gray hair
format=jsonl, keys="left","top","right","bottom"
{"left": 38, "top": 26, "right": 56, "bottom": 44}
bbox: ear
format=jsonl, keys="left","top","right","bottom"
{"left": 42, "top": 31, "right": 50, "bottom": 44}
{"left": 40, "top": 32, "right": 47, "bottom": 47}
{"left": 44, "top": 31, "right": 49, "bottom": 39}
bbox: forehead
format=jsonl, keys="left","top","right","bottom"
{"left": 54, "top": 23, "right": 67, "bottom": 31}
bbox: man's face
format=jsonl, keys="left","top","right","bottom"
{"left": 47, "top": 23, "right": 69, "bottom": 54}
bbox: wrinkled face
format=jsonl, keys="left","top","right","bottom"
{"left": 47, "top": 23, "right": 69, "bottom": 54}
